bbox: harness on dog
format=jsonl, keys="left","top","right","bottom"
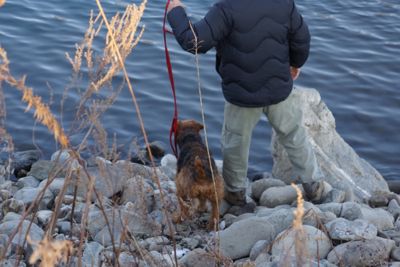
{"left": 163, "top": 0, "right": 178, "bottom": 157}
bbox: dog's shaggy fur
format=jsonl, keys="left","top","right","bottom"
{"left": 173, "top": 120, "right": 224, "bottom": 230}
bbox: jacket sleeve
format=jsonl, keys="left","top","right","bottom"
{"left": 167, "top": 4, "right": 231, "bottom": 54}
{"left": 288, "top": 1, "right": 311, "bottom": 68}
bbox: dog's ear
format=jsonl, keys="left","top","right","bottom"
{"left": 194, "top": 121, "right": 204, "bottom": 132}
{"left": 176, "top": 120, "right": 182, "bottom": 135}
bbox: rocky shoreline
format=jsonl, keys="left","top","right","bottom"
{"left": 0, "top": 88, "right": 399, "bottom": 267}
{"left": 0, "top": 148, "right": 399, "bottom": 267}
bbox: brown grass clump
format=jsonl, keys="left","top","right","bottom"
{"left": 291, "top": 183, "right": 307, "bottom": 266}
{"left": 28, "top": 236, "right": 73, "bottom": 267}
{"left": 292, "top": 183, "right": 304, "bottom": 230}
{"left": 0, "top": 0, "right": 183, "bottom": 266}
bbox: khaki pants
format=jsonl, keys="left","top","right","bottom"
{"left": 222, "top": 91, "right": 322, "bottom": 192}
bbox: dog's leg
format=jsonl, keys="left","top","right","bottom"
{"left": 198, "top": 197, "right": 207, "bottom": 213}
{"left": 179, "top": 196, "right": 191, "bottom": 221}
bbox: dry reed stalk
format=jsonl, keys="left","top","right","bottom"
{"left": 292, "top": 183, "right": 304, "bottom": 230}
{"left": 0, "top": 49, "right": 15, "bottom": 159}
{"left": 291, "top": 183, "right": 307, "bottom": 266}
{"left": 187, "top": 21, "right": 223, "bottom": 260}
{"left": 0, "top": 48, "right": 69, "bottom": 149}
{"left": 0, "top": 79, "right": 14, "bottom": 174}
{"left": 28, "top": 236, "right": 73, "bottom": 267}
{"left": 71, "top": 1, "right": 145, "bottom": 120}
{"left": 95, "top": 1, "right": 179, "bottom": 266}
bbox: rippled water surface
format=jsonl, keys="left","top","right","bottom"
{"left": 0, "top": 0, "right": 399, "bottom": 179}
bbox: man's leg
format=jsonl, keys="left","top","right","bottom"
{"left": 222, "top": 101, "right": 262, "bottom": 204}
{"left": 264, "top": 91, "right": 325, "bottom": 201}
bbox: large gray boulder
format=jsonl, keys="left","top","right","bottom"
{"left": 259, "top": 185, "right": 300, "bottom": 208}
{"left": 219, "top": 217, "right": 275, "bottom": 260}
{"left": 327, "top": 237, "right": 394, "bottom": 266}
{"left": 272, "top": 88, "right": 389, "bottom": 202}
{"left": 360, "top": 206, "right": 394, "bottom": 231}
{"left": 326, "top": 218, "right": 377, "bottom": 241}
{"left": 271, "top": 225, "right": 331, "bottom": 260}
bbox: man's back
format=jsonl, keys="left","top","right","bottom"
{"left": 168, "top": 0, "right": 310, "bottom": 107}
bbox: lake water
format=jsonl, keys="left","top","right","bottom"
{"left": 0, "top": 0, "right": 399, "bottom": 180}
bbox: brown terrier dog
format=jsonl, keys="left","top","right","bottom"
{"left": 173, "top": 119, "right": 224, "bottom": 230}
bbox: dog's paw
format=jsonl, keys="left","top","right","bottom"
{"left": 172, "top": 211, "right": 183, "bottom": 224}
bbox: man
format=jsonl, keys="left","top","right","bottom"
{"left": 167, "top": 0, "right": 325, "bottom": 206}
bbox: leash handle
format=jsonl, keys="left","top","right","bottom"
{"left": 163, "top": 0, "right": 178, "bottom": 157}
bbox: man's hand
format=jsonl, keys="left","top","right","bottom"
{"left": 167, "top": 0, "right": 183, "bottom": 13}
{"left": 290, "top": 67, "right": 301, "bottom": 80}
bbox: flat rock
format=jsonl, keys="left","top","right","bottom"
{"left": 2, "top": 212, "right": 22, "bottom": 222}
{"left": 388, "top": 199, "right": 400, "bottom": 218}
{"left": 72, "top": 160, "right": 154, "bottom": 201}
{"left": 257, "top": 207, "right": 294, "bottom": 235}
{"left": 147, "top": 141, "right": 166, "bottom": 158}
{"left": 15, "top": 175, "right": 40, "bottom": 189}
{"left": 89, "top": 204, "right": 161, "bottom": 246}
{"left": 0, "top": 259, "right": 26, "bottom": 267}
{"left": 39, "top": 178, "right": 68, "bottom": 196}
{"left": 369, "top": 193, "right": 389, "bottom": 207}
{"left": 83, "top": 241, "right": 104, "bottom": 267}
{"left": 178, "top": 248, "right": 218, "bottom": 267}
{"left": 271, "top": 225, "right": 331, "bottom": 260}
{"left": 119, "top": 252, "right": 136, "bottom": 265}
{"left": 14, "top": 187, "right": 54, "bottom": 210}
{"left": 51, "top": 150, "right": 81, "bottom": 171}
{"left": 259, "top": 185, "right": 299, "bottom": 208}
{"left": 360, "top": 206, "right": 394, "bottom": 231}
{"left": 327, "top": 237, "right": 395, "bottom": 266}
{"left": 250, "top": 240, "right": 270, "bottom": 261}
{"left": 140, "top": 251, "right": 173, "bottom": 267}
{"left": 322, "top": 188, "right": 346, "bottom": 203}
{"left": 251, "top": 178, "right": 286, "bottom": 200}
{"left": 271, "top": 88, "right": 389, "bottom": 202}
{"left": 219, "top": 217, "right": 275, "bottom": 260}
{"left": 28, "top": 160, "right": 64, "bottom": 181}
{"left": 392, "top": 247, "right": 400, "bottom": 261}
{"left": 318, "top": 203, "right": 342, "bottom": 217}
{"left": 36, "top": 210, "right": 53, "bottom": 227}
{"left": 121, "top": 176, "right": 155, "bottom": 211}
{"left": 340, "top": 202, "right": 362, "bottom": 220}
{"left": 326, "top": 218, "right": 377, "bottom": 241}
{"left": 1, "top": 199, "right": 25, "bottom": 215}
{"left": 160, "top": 154, "right": 177, "bottom": 179}
{"left": 0, "top": 189, "right": 11, "bottom": 201}
{"left": 0, "top": 220, "right": 44, "bottom": 247}
{"left": 10, "top": 150, "right": 41, "bottom": 178}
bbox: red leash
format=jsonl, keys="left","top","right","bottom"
{"left": 163, "top": 0, "right": 179, "bottom": 157}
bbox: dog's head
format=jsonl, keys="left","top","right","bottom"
{"left": 177, "top": 119, "right": 204, "bottom": 133}
{"left": 176, "top": 119, "right": 204, "bottom": 143}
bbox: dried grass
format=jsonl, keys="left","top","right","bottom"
{"left": 28, "top": 236, "right": 73, "bottom": 267}
{"left": 291, "top": 183, "right": 307, "bottom": 267}
{"left": 0, "top": 48, "right": 69, "bottom": 149}
{"left": 292, "top": 183, "right": 304, "bottom": 230}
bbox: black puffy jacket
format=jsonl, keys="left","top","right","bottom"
{"left": 168, "top": 0, "right": 310, "bottom": 107}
